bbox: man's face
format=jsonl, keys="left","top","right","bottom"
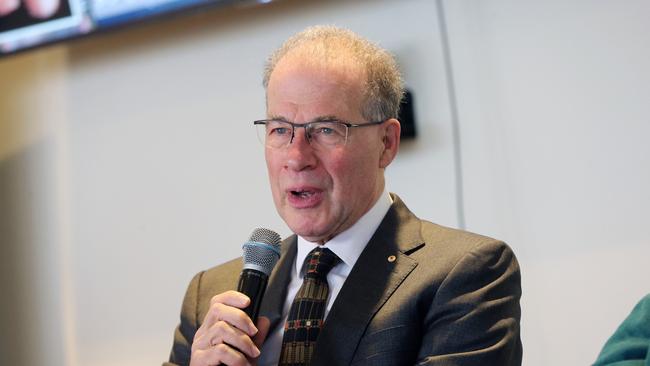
{"left": 264, "top": 56, "right": 393, "bottom": 244}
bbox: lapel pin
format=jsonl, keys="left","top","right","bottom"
{"left": 387, "top": 255, "right": 396, "bottom": 263}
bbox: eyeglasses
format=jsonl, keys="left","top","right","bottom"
{"left": 253, "top": 119, "right": 385, "bottom": 149}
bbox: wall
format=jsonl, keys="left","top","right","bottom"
{"left": 444, "top": 1, "right": 650, "bottom": 365}
{"left": 2, "top": 0, "right": 649, "bottom": 365}
{"left": 0, "top": 47, "right": 74, "bottom": 365}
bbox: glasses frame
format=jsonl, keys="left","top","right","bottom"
{"left": 253, "top": 119, "right": 386, "bottom": 148}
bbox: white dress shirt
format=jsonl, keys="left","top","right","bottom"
{"left": 258, "top": 189, "right": 393, "bottom": 365}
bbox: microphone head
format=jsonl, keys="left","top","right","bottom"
{"left": 242, "top": 228, "right": 282, "bottom": 276}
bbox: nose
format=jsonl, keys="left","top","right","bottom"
{"left": 285, "top": 127, "right": 317, "bottom": 171}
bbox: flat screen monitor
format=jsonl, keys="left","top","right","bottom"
{"left": 0, "top": 0, "right": 244, "bottom": 57}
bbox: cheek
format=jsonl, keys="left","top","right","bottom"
{"left": 265, "top": 150, "right": 280, "bottom": 175}
{"left": 323, "top": 152, "right": 349, "bottom": 183}
{"left": 341, "top": 156, "right": 380, "bottom": 195}
{"left": 329, "top": 156, "right": 369, "bottom": 192}
{"left": 265, "top": 152, "right": 282, "bottom": 194}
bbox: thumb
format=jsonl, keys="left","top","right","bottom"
{"left": 250, "top": 317, "right": 271, "bottom": 365}
{"left": 253, "top": 316, "right": 271, "bottom": 348}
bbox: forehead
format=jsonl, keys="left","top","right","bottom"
{"left": 266, "top": 54, "right": 366, "bottom": 120}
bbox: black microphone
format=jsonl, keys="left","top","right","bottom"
{"left": 237, "top": 228, "right": 282, "bottom": 321}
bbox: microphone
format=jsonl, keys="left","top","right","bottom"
{"left": 238, "top": 228, "right": 282, "bottom": 321}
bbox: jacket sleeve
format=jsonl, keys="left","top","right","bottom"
{"left": 417, "top": 240, "right": 522, "bottom": 366}
{"left": 593, "top": 293, "right": 650, "bottom": 365}
{"left": 163, "top": 271, "right": 204, "bottom": 366}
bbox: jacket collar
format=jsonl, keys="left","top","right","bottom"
{"left": 259, "top": 194, "right": 424, "bottom": 365}
{"left": 312, "top": 193, "right": 424, "bottom": 365}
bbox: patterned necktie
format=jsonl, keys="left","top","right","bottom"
{"left": 279, "top": 247, "right": 340, "bottom": 366}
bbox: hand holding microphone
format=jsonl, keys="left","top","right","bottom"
{"left": 190, "top": 228, "right": 281, "bottom": 366}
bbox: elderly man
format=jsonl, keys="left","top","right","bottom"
{"left": 166, "top": 26, "right": 522, "bottom": 366}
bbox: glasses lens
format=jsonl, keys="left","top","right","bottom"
{"left": 255, "top": 122, "right": 267, "bottom": 146}
{"left": 308, "top": 122, "right": 348, "bottom": 146}
{"left": 257, "top": 120, "right": 293, "bottom": 148}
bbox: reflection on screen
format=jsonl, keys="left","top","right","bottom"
{"left": 0, "top": 0, "right": 225, "bottom": 56}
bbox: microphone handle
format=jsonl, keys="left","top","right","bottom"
{"left": 237, "top": 268, "right": 269, "bottom": 321}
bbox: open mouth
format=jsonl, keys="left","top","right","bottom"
{"left": 291, "top": 189, "right": 316, "bottom": 198}
{"left": 287, "top": 188, "right": 322, "bottom": 208}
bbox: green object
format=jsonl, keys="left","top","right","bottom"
{"left": 594, "top": 294, "right": 650, "bottom": 366}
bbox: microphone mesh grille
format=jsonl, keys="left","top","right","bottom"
{"left": 248, "top": 228, "right": 281, "bottom": 245}
{"left": 242, "top": 228, "right": 282, "bottom": 276}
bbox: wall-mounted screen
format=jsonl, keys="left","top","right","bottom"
{"left": 0, "top": 0, "right": 240, "bottom": 57}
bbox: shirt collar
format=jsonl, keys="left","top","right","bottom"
{"left": 295, "top": 188, "right": 393, "bottom": 277}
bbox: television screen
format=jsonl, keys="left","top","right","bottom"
{"left": 0, "top": 0, "right": 237, "bottom": 57}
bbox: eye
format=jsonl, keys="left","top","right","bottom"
{"left": 270, "top": 127, "right": 290, "bottom": 135}
{"left": 314, "top": 126, "right": 335, "bottom": 135}
{"left": 311, "top": 122, "right": 346, "bottom": 137}
{"left": 267, "top": 121, "right": 292, "bottom": 136}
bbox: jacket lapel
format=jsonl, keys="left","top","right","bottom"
{"left": 312, "top": 195, "right": 424, "bottom": 366}
{"left": 259, "top": 235, "right": 297, "bottom": 332}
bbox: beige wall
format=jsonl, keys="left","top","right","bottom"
{"left": 0, "top": 47, "right": 74, "bottom": 365}
{"left": 1, "top": 0, "right": 649, "bottom": 365}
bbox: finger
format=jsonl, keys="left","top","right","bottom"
{"left": 210, "top": 290, "right": 251, "bottom": 309}
{"left": 196, "top": 291, "right": 253, "bottom": 340}
{"left": 248, "top": 317, "right": 270, "bottom": 365}
{"left": 0, "top": 0, "right": 20, "bottom": 16}
{"left": 191, "top": 343, "right": 252, "bottom": 366}
{"left": 195, "top": 319, "right": 260, "bottom": 358}
{"left": 201, "top": 293, "right": 257, "bottom": 336}
{"left": 203, "top": 302, "right": 258, "bottom": 337}
{"left": 252, "top": 316, "right": 271, "bottom": 349}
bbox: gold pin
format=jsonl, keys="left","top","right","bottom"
{"left": 387, "top": 255, "right": 396, "bottom": 263}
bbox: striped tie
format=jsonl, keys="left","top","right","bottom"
{"left": 279, "top": 247, "right": 339, "bottom": 366}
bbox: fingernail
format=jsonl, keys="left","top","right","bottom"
{"left": 252, "top": 346, "right": 261, "bottom": 357}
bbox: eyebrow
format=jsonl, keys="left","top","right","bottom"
{"left": 267, "top": 115, "right": 342, "bottom": 123}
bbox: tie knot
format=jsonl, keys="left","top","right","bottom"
{"left": 304, "top": 247, "right": 339, "bottom": 279}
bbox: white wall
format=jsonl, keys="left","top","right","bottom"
{"left": 2, "top": 0, "right": 649, "bottom": 365}
{"left": 444, "top": 1, "right": 650, "bottom": 365}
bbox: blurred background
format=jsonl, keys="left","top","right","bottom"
{"left": 1, "top": 0, "right": 649, "bottom": 365}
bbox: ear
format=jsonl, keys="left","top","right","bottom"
{"left": 379, "top": 118, "right": 401, "bottom": 168}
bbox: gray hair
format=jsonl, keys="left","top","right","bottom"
{"left": 263, "top": 25, "right": 404, "bottom": 122}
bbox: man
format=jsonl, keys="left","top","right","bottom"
{"left": 166, "top": 25, "right": 522, "bottom": 366}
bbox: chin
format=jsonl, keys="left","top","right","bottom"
{"left": 290, "top": 225, "right": 322, "bottom": 240}
{"left": 287, "top": 221, "right": 329, "bottom": 242}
